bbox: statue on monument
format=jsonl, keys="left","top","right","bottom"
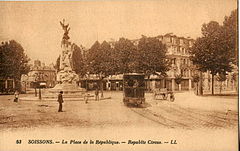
{"left": 60, "top": 19, "right": 71, "bottom": 47}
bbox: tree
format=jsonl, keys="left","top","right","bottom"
{"left": 136, "top": 35, "right": 169, "bottom": 77}
{"left": 98, "top": 41, "right": 116, "bottom": 76}
{"left": 192, "top": 74, "right": 200, "bottom": 95}
{"left": 231, "top": 72, "right": 238, "bottom": 91}
{"left": 86, "top": 41, "right": 101, "bottom": 74}
{"left": 113, "top": 38, "right": 137, "bottom": 73}
{"left": 132, "top": 36, "right": 169, "bottom": 91}
{"left": 54, "top": 55, "right": 60, "bottom": 72}
{"left": 190, "top": 21, "right": 234, "bottom": 95}
{"left": 86, "top": 41, "right": 115, "bottom": 97}
{"left": 216, "top": 73, "right": 227, "bottom": 94}
{"left": 0, "top": 40, "right": 30, "bottom": 91}
{"left": 222, "top": 9, "right": 238, "bottom": 65}
{"left": 72, "top": 43, "right": 86, "bottom": 77}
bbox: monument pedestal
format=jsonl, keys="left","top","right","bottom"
{"left": 44, "top": 83, "right": 86, "bottom": 99}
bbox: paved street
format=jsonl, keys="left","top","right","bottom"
{"left": 0, "top": 91, "right": 238, "bottom": 151}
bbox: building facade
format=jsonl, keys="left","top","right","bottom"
{"left": 157, "top": 33, "right": 195, "bottom": 91}
{"left": 21, "top": 60, "right": 57, "bottom": 91}
{"left": 0, "top": 77, "right": 15, "bottom": 94}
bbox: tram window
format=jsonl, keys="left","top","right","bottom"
{"left": 127, "top": 79, "right": 134, "bottom": 87}
{"left": 133, "top": 79, "right": 139, "bottom": 87}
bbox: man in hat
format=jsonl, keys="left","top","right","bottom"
{"left": 58, "top": 91, "right": 64, "bottom": 112}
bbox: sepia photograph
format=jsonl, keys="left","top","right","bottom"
{"left": 0, "top": 0, "right": 238, "bottom": 151}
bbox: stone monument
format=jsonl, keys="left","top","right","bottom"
{"left": 45, "top": 19, "right": 86, "bottom": 99}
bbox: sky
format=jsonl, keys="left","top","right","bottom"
{"left": 0, "top": 0, "right": 237, "bottom": 64}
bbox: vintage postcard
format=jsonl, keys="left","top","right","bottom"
{"left": 0, "top": 0, "right": 238, "bottom": 151}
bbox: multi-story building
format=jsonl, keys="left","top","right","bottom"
{"left": 21, "top": 60, "right": 57, "bottom": 91}
{"left": 156, "top": 33, "right": 196, "bottom": 91}
{"left": 153, "top": 33, "right": 237, "bottom": 93}
{"left": 133, "top": 33, "right": 196, "bottom": 91}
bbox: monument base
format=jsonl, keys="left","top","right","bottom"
{"left": 42, "top": 83, "right": 86, "bottom": 100}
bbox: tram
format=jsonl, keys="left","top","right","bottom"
{"left": 123, "top": 73, "right": 145, "bottom": 106}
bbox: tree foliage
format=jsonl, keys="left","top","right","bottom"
{"left": 222, "top": 9, "right": 238, "bottom": 65}
{"left": 85, "top": 40, "right": 116, "bottom": 97}
{"left": 190, "top": 18, "right": 235, "bottom": 94}
{"left": 175, "top": 74, "right": 183, "bottom": 85}
{"left": 216, "top": 73, "right": 227, "bottom": 82}
{"left": 0, "top": 40, "right": 30, "bottom": 90}
{"left": 86, "top": 41, "right": 101, "bottom": 75}
{"left": 136, "top": 35, "right": 169, "bottom": 76}
{"left": 85, "top": 36, "right": 169, "bottom": 78}
{"left": 113, "top": 38, "right": 137, "bottom": 73}
{"left": 192, "top": 74, "right": 200, "bottom": 83}
{"left": 86, "top": 41, "right": 115, "bottom": 77}
{"left": 191, "top": 21, "right": 233, "bottom": 74}
{"left": 54, "top": 55, "right": 60, "bottom": 72}
{"left": 72, "top": 43, "right": 86, "bottom": 77}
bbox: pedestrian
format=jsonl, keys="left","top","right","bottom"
{"left": 57, "top": 91, "right": 64, "bottom": 112}
{"left": 95, "top": 84, "right": 99, "bottom": 101}
{"left": 169, "top": 91, "right": 175, "bottom": 102}
{"left": 14, "top": 90, "right": 19, "bottom": 102}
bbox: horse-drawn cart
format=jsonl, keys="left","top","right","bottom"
{"left": 153, "top": 88, "right": 175, "bottom": 102}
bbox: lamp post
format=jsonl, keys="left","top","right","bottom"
{"left": 33, "top": 79, "right": 37, "bottom": 97}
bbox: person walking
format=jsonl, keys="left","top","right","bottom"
{"left": 57, "top": 91, "right": 64, "bottom": 112}
{"left": 95, "top": 84, "right": 99, "bottom": 101}
{"left": 14, "top": 90, "right": 19, "bottom": 102}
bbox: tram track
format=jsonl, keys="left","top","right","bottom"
{"left": 129, "top": 106, "right": 192, "bottom": 130}
{"left": 178, "top": 106, "right": 237, "bottom": 122}
{"left": 159, "top": 105, "right": 225, "bottom": 129}
{"left": 128, "top": 102, "right": 238, "bottom": 130}
{"left": 168, "top": 105, "right": 238, "bottom": 128}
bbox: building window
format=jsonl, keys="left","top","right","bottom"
{"left": 186, "top": 69, "right": 189, "bottom": 77}
{"left": 173, "top": 58, "right": 176, "bottom": 64}
{"left": 180, "top": 39, "right": 184, "bottom": 45}
{"left": 182, "top": 48, "right": 185, "bottom": 54}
